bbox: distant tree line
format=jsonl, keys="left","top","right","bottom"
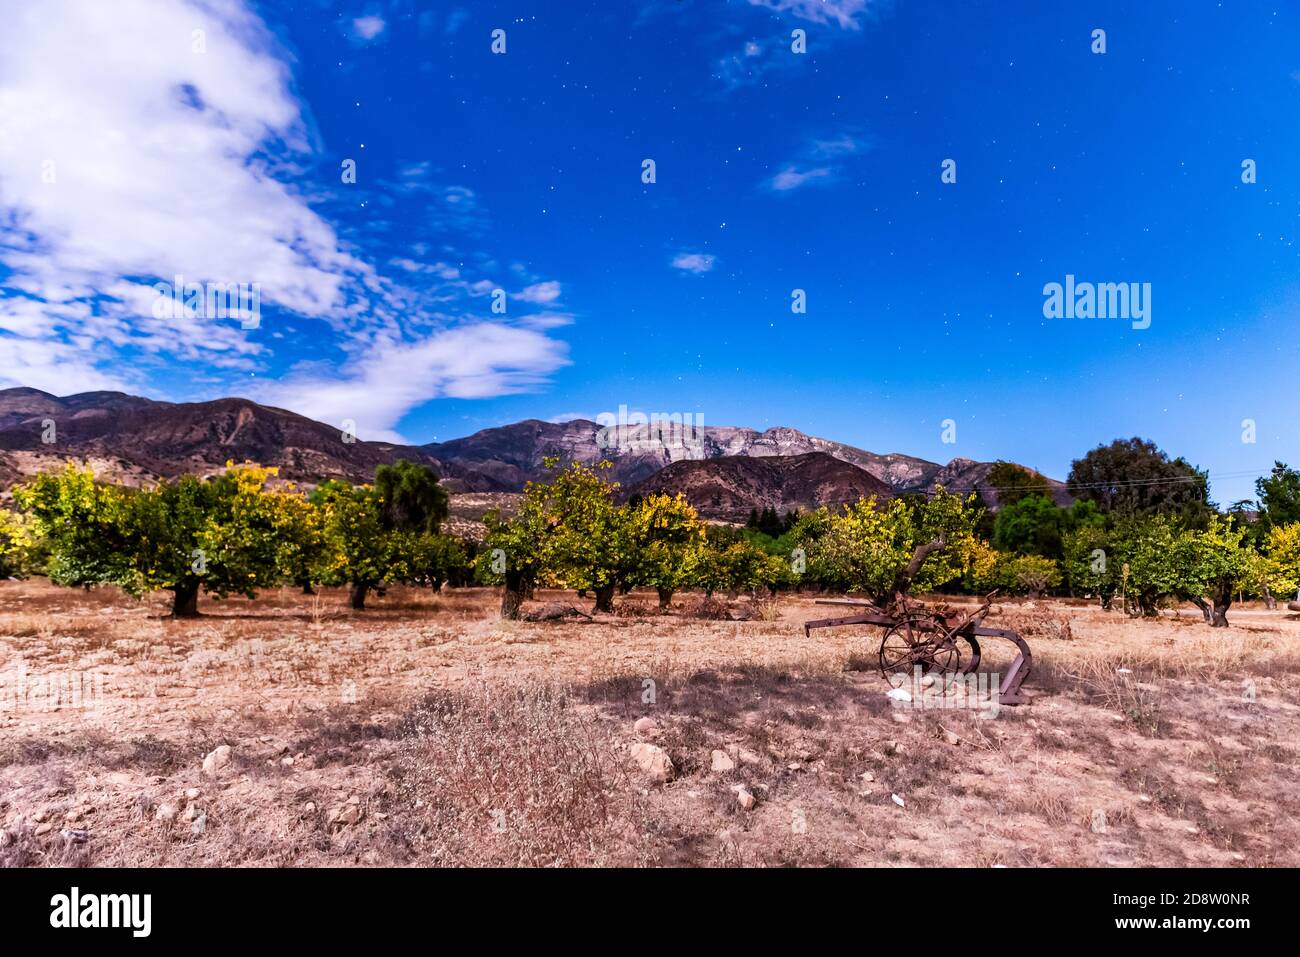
{"left": 4, "top": 436, "right": 1299, "bottom": 629}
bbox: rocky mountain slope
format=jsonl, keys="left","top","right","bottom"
{"left": 624, "top": 452, "right": 895, "bottom": 521}
{"left": 0, "top": 389, "right": 1068, "bottom": 510}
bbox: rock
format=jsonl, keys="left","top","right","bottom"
{"left": 191, "top": 813, "right": 206, "bottom": 835}
{"left": 34, "top": 822, "right": 53, "bottom": 836}
{"left": 304, "top": 802, "right": 317, "bottom": 814}
{"left": 181, "top": 803, "right": 200, "bottom": 823}
{"left": 280, "top": 757, "right": 294, "bottom": 768}
{"left": 202, "top": 745, "right": 233, "bottom": 777}
{"left": 32, "top": 809, "right": 49, "bottom": 824}
{"left": 886, "top": 687, "right": 912, "bottom": 703}
{"left": 61, "top": 828, "right": 89, "bottom": 845}
{"left": 711, "top": 749, "right": 735, "bottom": 772}
{"left": 891, "top": 793, "right": 905, "bottom": 808}
{"left": 328, "top": 803, "right": 364, "bottom": 827}
{"left": 155, "top": 803, "right": 179, "bottom": 823}
{"left": 184, "top": 788, "right": 201, "bottom": 800}
{"left": 891, "top": 711, "right": 912, "bottom": 723}
{"left": 633, "top": 717, "right": 658, "bottom": 736}
{"left": 860, "top": 771, "right": 875, "bottom": 783}
{"left": 630, "top": 743, "right": 675, "bottom": 783}
{"left": 736, "top": 748, "right": 762, "bottom": 767}
{"left": 883, "top": 740, "right": 901, "bottom": 756}
{"left": 736, "top": 787, "right": 756, "bottom": 811}
{"left": 943, "top": 730, "right": 961, "bottom": 746}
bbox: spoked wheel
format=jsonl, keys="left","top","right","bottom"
{"left": 878, "top": 616, "right": 963, "bottom": 678}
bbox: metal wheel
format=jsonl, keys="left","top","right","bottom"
{"left": 878, "top": 616, "right": 960, "bottom": 677}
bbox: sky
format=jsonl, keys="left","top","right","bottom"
{"left": 0, "top": 0, "right": 1297, "bottom": 504}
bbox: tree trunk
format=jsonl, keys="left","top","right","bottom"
{"left": 657, "top": 587, "right": 674, "bottom": 610}
{"left": 1210, "top": 583, "right": 1232, "bottom": 628}
{"left": 593, "top": 584, "right": 615, "bottom": 614}
{"left": 1187, "top": 595, "right": 1213, "bottom": 624}
{"left": 502, "top": 569, "right": 526, "bottom": 620}
{"left": 524, "top": 583, "right": 535, "bottom": 601}
{"left": 171, "top": 580, "right": 201, "bottom": 618}
{"left": 300, "top": 580, "right": 316, "bottom": 595}
{"left": 349, "top": 581, "right": 369, "bottom": 610}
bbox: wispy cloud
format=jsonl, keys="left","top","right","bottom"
{"left": 769, "top": 166, "right": 833, "bottom": 191}
{"left": 671, "top": 252, "right": 717, "bottom": 274}
{"left": 747, "top": 0, "right": 881, "bottom": 30}
{"left": 765, "top": 131, "right": 867, "bottom": 191}
{"left": 259, "top": 325, "right": 569, "bottom": 444}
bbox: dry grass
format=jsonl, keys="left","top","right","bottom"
{"left": 1, "top": 581, "right": 1298, "bottom": 867}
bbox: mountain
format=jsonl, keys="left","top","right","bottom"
{"left": 624, "top": 452, "right": 895, "bottom": 522}
{"left": 0, "top": 388, "right": 1069, "bottom": 510}
{"left": 0, "top": 388, "right": 498, "bottom": 490}
{"left": 423, "top": 417, "right": 1069, "bottom": 507}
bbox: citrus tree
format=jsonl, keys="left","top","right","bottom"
{"left": 265, "top": 487, "right": 327, "bottom": 593}
{"left": 537, "top": 461, "right": 632, "bottom": 613}
{"left": 1262, "top": 523, "right": 1300, "bottom": 602}
{"left": 626, "top": 493, "right": 705, "bottom": 608}
{"left": 313, "top": 480, "right": 395, "bottom": 610}
{"left": 1062, "top": 524, "right": 1119, "bottom": 607}
{"left": 14, "top": 464, "right": 134, "bottom": 589}
{"left": 1171, "top": 517, "right": 1258, "bottom": 627}
{"left": 121, "top": 464, "right": 282, "bottom": 617}
{"left": 803, "top": 488, "right": 980, "bottom": 603}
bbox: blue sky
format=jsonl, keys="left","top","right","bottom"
{"left": 0, "top": 0, "right": 1297, "bottom": 504}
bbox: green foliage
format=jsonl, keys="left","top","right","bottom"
{"left": 314, "top": 481, "right": 393, "bottom": 590}
{"left": 1262, "top": 523, "right": 1300, "bottom": 599}
{"left": 626, "top": 493, "right": 705, "bottom": 602}
{"left": 1062, "top": 524, "right": 1118, "bottom": 604}
{"left": 374, "top": 459, "right": 449, "bottom": 534}
{"left": 18, "top": 462, "right": 283, "bottom": 614}
{"left": 265, "top": 486, "right": 327, "bottom": 589}
{"left": 993, "top": 494, "right": 1064, "bottom": 557}
{"left": 692, "top": 533, "right": 784, "bottom": 596}
{"left": 986, "top": 461, "right": 1050, "bottom": 507}
{"left": 389, "top": 532, "right": 470, "bottom": 590}
{"left": 1067, "top": 437, "right": 1210, "bottom": 519}
{"left": 1256, "top": 462, "right": 1300, "bottom": 528}
{"left": 745, "top": 506, "right": 797, "bottom": 538}
{"left": 14, "top": 464, "right": 133, "bottom": 588}
{"left": 992, "top": 553, "right": 1062, "bottom": 597}
{"left": 801, "top": 488, "right": 980, "bottom": 602}
{"left": 0, "top": 508, "right": 36, "bottom": 578}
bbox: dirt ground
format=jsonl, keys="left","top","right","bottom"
{"left": 1, "top": 581, "right": 1297, "bottom": 867}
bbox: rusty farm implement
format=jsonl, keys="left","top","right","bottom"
{"left": 804, "top": 592, "right": 1034, "bottom": 706}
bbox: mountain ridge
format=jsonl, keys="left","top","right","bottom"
{"left": 0, "top": 388, "right": 1070, "bottom": 509}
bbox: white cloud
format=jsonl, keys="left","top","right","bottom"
{"left": 671, "top": 252, "right": 717, "bottom": 274}
{"left": 516, "top": 280, "right": 562, "bottom": 304}
{"left": 0, "top": 0, "right": 574, "bottom": 430}
{"left": 769, "top": 166, "right": 832, "bottom": 191}
{"left": 0, "top": 0, "right": 365, "bottom": 380}
{"left": 351, "top": 15, "right": 387, "bottom": 42}
{"left": 256, "top": 324, "right": 570, "bottom": 443}
{"left": 747, "top": 0, "right": 876, "bottom": 30}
